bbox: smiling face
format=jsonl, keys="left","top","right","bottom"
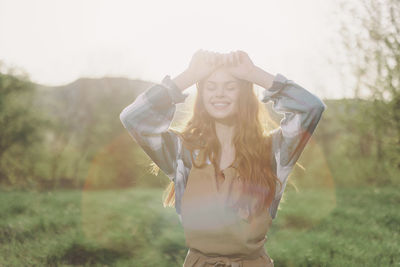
{"left": 201, "top": 68, "right": 241, "bottom": 124}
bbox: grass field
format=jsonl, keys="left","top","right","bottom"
{"left": 0, "top": 186, "right": 399, "bottom": 266}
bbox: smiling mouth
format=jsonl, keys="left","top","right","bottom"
{"left": 212, "top": 102, "right": 231, "bottom": 109}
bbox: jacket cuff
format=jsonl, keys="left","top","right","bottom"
{"left": 261, "top": 73, "right": 289, "bottom": 102}
{"left": 144, "top": 75, "right": 189, "bottom": 111}
{"left": 162, "top": 75, "right": 189, "bottom": 105}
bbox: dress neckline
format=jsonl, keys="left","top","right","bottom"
{"left": 213, "top": 165, "right": 238, "bottom": 197}
{"left": 195, "top": 149, "right": 238, "bottom": 195}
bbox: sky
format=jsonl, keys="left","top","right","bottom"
{"left": 0, "top": 0, "right": 353, "bottom": 99}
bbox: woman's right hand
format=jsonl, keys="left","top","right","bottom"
{"left": 186, "top": 49, "right": 223, "bottom": 84}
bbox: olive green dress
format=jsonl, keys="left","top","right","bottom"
{"left": 181, "top": 149, "right": 274, "bottom": 267}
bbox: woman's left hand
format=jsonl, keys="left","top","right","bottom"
{"left": 221, "top": 50, "right": 256, "bottom": 82}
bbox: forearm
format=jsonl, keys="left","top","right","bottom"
{"left": 172, "top": 70, "right": 195, "bottom": 92}
{"left": 249, "top": 65, "right": 276, "bottom": 90}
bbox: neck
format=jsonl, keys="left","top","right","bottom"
{"left": 214, "top": 119, "right": 235, "bottom": 150}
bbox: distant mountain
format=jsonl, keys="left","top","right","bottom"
{"left": 33, "top": 77, "right": 151, "bottom": 121}
{"left": 30, "top": 76, "right": 358, "bottom": 139}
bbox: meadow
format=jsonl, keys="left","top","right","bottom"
{"left": 0, "top": 186, "right": 398, "bottom": 266}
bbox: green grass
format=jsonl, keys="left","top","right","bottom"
{"left": 0, "top": 186, "right": 399, "bottom": 266}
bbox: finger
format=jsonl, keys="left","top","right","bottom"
{"left": 215, "top": 52, "right": 221, "bottom": 66}
{"left": 215, "top": 52, "right": 222, "bottom": 66}
{"left": 208, "top": 51, "right": 215, "bottom": 65}
{"left": 205, "top": 51, "right": 211, "bottom": 65}
{"left": 235, "top": 51, "right": 241, "bottom": 64}
{"left": 199, "top": 50, "right": 206, "bottom": 62}
{"left": 198, "top": 49, "right": 206, "bottom": 60}
{"left": 193, "top": 49, "right": 201, "bottom": 61}
{"left": 238, "top": 50, "right": 247, "bottom": 63}
{"left": 222, "top": 54, "right": 228, "bottom": 66}
{"left": 229, "top": 51, "right": 235, "bottom": 66}
{"left": 211, "top": 52, "right": 218, "bottom": 66}
{"left": 210, "top": 53, "right": 215, "bottom": 66}
{"left": 218, "top": 53, "right": 225, "bottom": 67}
{"left": 195, "top": 49, "right": 202, "bottom": 56}
{"left": 225, "top": 54, "right": 230, "bottom": 66}
{"left": 225, "top": 52, "right": 231, "bottom": 65}
{"left": 232, "top": 51, "right": 239, "bottom": 65}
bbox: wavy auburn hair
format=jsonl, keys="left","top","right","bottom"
{"left": 160, "top": 76, "right": 284, "bottom": 218}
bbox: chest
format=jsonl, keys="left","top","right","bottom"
{"left": 180, "top": 158, "right": 272, "bottom": 238}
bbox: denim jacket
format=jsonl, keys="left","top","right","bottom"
{"left": 119, "top": 73, "right": 327, "bottom": 223}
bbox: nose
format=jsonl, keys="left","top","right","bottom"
{"left": 215, "top": 87, "right": 227, "bottom": 97}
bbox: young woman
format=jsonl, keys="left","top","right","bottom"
{"left": 119, "top": 49, "right": 326, "bottom": 266}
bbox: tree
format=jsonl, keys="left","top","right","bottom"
{"left": 0, "top": 61, "right": 51, "bottom": 187}
{"left": 334, "top": 0, "right": 400, "bottom": 184}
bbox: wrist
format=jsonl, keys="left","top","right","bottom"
{"left": 250, "top": 65, "right": 275, "bottom": 90}
{"left": 172, "top": 70, "right": 196, "bottom": 91}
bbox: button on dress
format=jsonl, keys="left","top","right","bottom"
{"left": 181, "top": 149, "right": 274, "bottom": 267}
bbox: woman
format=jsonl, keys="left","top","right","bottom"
{"left": 119, "top": 49, "right": 326, "bottom": 266}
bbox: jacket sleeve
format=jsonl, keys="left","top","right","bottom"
{"left": 119, "top": 75, "right": 190, "bottom": 182}
{"left": 261, "top": 73, "right": 327, "bottom": 217}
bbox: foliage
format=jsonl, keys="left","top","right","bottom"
{"left": 0, "top": 187, "right": 398, "bottom": 266}
{"left": 0, "top": 63, "right": 52, "bottom": 188}
{"left": 333, "top": 0, "right": 400, "bottom": 182}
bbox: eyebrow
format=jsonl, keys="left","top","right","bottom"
{"left": 206, "top": 81, "right": 238, "bottom": 84}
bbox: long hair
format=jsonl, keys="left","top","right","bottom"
{"left": 161, "top": 77, "right": 284, "bottom": 217}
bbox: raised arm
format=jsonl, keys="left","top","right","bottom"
{"left": 119, "top": 74, "right": 191, "bottom": 181}
{"left": 219, "top": 50, "right": 327, "bottom": 219}
{"left": 120, "top": 50, "right": 223, "bottom": 180}
{"left": 247, "top": 65, "right": 325, "bottom": 204}
{"left": 220, "top": 52, "right": 326, "bottom": 187}
{"left": 260, "top": 72, "right": 326, "bottom": 218}
{"left": 119, "top": 50, "right": 224, "bottom": 216}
